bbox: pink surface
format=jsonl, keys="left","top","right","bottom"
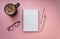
{"left": 0, "top": 0, "right": 60, "bottom": 39}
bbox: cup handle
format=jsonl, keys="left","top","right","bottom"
{"left": 15, "top": 3, "right": 20, "bottom": 8}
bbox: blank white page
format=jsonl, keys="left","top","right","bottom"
{"left": 23, "top": 9, "right": 38, "bottom": 32}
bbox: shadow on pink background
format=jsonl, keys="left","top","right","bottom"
{"left": 0, "top": 0, "right": 60, "bottom": 39}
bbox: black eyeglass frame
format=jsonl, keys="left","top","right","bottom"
{"left": 7, "top": 21, "right": 21, "bottom": 31}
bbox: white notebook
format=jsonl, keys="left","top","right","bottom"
{"left": 22, "top": 9, "right": 38, "bottom": 32}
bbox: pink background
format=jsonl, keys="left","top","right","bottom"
{"left": 0, "top": 0, "right": 60, "bottom": 39}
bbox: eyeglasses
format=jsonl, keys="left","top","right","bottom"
{"left": 7, "top": 21, "right": 21, "bottom": 31}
